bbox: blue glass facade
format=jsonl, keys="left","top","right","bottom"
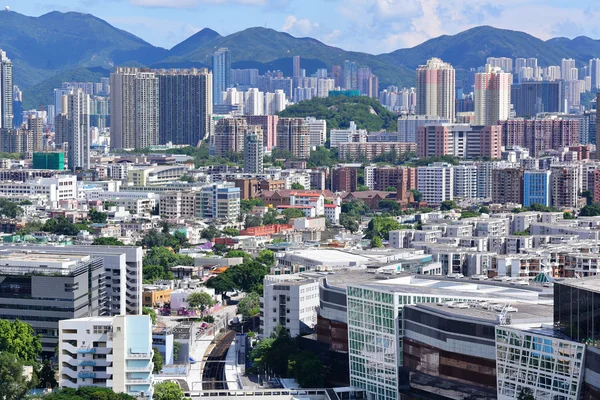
{"left": 523, "top": 170, "right": 551, "bottom": 207}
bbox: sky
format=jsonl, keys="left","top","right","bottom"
{"left": 12, "top": 0, "right": 600, "bottom": 54}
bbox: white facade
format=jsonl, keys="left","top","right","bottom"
{"left": 260, "top": 275, "right": 319, "bottom": 338}
{"left": 330, "top": 121, "right": 367, "bottom": 148}
{"left": 474, "top": 64, "right": 512, "bottom": 126}
{"left": 397, "top": 114, "right": 449, "bottom": 143}
{"left": 170, "top": 288, "right": 217, "bottom": 310}
{"left": 59, "top": 315, "right": 153, "bottom": 398}
{"left": 417, "top": 163, "right": 454, "bottom": 205}
{"left": 305, "top": 117, "right": 327, "bottom": 148}
{"left": 0, "top": 175, "right": 77, "bottom": 207}
{"left": 453, "top": 163, "right": 478, "bottom": 200}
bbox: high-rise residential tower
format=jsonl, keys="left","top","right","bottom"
{"left": 561, "top": 59, "right": 576, "bottom": 81}
{"left": 416, "top": 58, "right": 456, "bottom": 122}
{"left": 276, "top": 118, "right": 310, "bottom": 159}
{"left": 293, "top": 55, "right": 301, "bottom": 78}
{"left": 244, "top": 127, "right": 264, "bottom": 174}
{"left": 474, "top": 64, "right": 512, "bottom": 125}
{"left": 157, "top": 68, "right": 212, "bottom": 145}
{"left": 212, "top": 48, "right": 231, "bottom": 105}
{"left": 590, "top": 58, "right": 600, "bottom": 90}
{"left": 0, "top": 49, "right": 13, "bottom": 129}
{"left": 110, "top": 67, "right": 159, "bottom": 149}
{"left": 212, "top": 117, "right": 248, "bottom": 158}
{"left": 63, "top": 89, "right": 90, "bottom": 172}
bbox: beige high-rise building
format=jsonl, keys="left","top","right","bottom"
{"left": 474, "top": 64, "right": 512, "bottom": 125}
{"left": 212, "top": 117, "right": 248, "bottom": 158}
{"left": 276, "top": 118, "right": 310, "bottom": 159}
{"left": 27, "top": 114, "right": 44, "bottom": 152}
{"left": 110, "top": 67, "right": 159, "bottom": 149}
{"left": 244, "top": 127, "right": 264, "bottom": 174}
{"left": 416, "top": 58, "right": 456, "bottom": 122}
{"left": 64, "top": 89, "right": 90, "bottom": 172}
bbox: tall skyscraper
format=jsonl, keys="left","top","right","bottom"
{"left": 244, "top": 126, "right": 264, "bottom": 174}
{"left": 157, "top": 68, "right": 212, "bottom": 146}
{"left": 514, "top": 58, "right": 526, "bottom": 74}
{"left": 27, "top": 114, "right": 44, "bottom": 152}
{"left": 511, "top": 81, "right": 562, "bottom": 117}
{"left": 596, "top": 93, "right": 600, "bottom": 160}
{"left": 416, "top": 58, "right": 456, "bottom": 122}
{"left": 590, "top": 59, "right": 600, "bottom": 90}
{"left": 110, "top": 67, "right": 159, "bottom": 149}
{"left": 12, "top": 85, "right": 22, "bottom": 128}
{"left": 561, "top": 59, "right": 576, "bottom": 81}
{"left": 276, "top": 118, "right": 310, "bottom": 159}
{"left": 212, "top": 48, "right": 231, "bottom": 105}
{"left": 0, "top": 49, "right": 13, "bottom": 129}
{"left": 474, "top": 64, "right": 512, "bottom": 125}
{"left": 292, "top": 55, "right": 301, "bottom": 78}
{"left": 59, "top": 89, "right": 90, "bottom": 172}
{"left": 343, "top": 60, "right": 357, "bottom": 90}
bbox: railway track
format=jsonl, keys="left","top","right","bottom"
{"left": 201, "top": 330, "right": 236, "bottom": 390}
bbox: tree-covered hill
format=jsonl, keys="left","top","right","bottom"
{"left": 278, "top": 95, "right": 397, "bottom": 134}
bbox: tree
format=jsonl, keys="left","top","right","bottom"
{"left": 262, "top": 209, "right": 280, "bottom": 225}
{"left": 240, "top": 199, "right": 265, "bottom": 214}
{"left": 289, "top": 351, "right": 325, "bottom": 388}
{"left": 371, "top": 236, "right": 383, "bottom": 248}
{"left": 205, "top": 274, "right": 236, "bottom": 294}
{"left": 173, "top": 341, "right": 181, "bottom": 361}
{"left": 88, "top": 209, "right": 108, "bottom": 224}
{"left": 409, "top": 189, "right": 423, "bottom": 202}
{"left": 0, "top": 199, "right": 23, "bottom": 219}
{"left": 93, "top": 237, "right": 125, "bottom": 246}
{"left": 0, "top": 319, "right": 42, "bottom": 363}
{"left": 142, "top": 247, "right": 192, "bottom": 281}
{"left": 514, "top": 228, "right": 530, "bottom": 236}
{"left": 152, "top": 347, "right": 163, "bottom": 373}
{"left": 356, "top": 184, "right": 370, "bottom": 191}
{"left": 256, "top": 249, "right": 275, "bottom": 266}
{"left": 153, "top": 381, "right": 185, "bottom": 400}
{"left": 580, "top": 202, "right": 600, "bottom": 217}
{"left": 222, "top": 227, "right": 240, "bottom": 236}
{"left": 341, "top": 199, "right": 371, "bottom": 216}
{"left": 225, "top": 250, "right": 252, "bottom": 260}
{"left": 143, "top": 307, "right": 157, "bottom": 325}
{"left": 44, "top": 387, "right": 136, "bottom": 399}
{"left": 281, "top": 208, "right": 305, "bottom": 221}
{"left": 237, "top": 292, "right": 260, "bottom": 318}
{"left": 38, "top": 359, "right": 57, "bottom": 389}
{"left": 364, "top": 216, "right": 405, "bottom": 240}
{"left": 563, "top": 211, "right": 575, "bottom": 220}
{"left": 291, "top": 182, "right": 304, "bottom": 190}
{"left": 340, "top": 213, "right": 360, "bottom": 233}
{"left": 245, "top": 214, "right": 262, "bottom": 228}
{"left": 459, "top": 210, "right": 481, "bottom": 219}
{"left": 479, "top": 206, "right": 490, "bottom": 214}
{"left": 378, "top": 199, "right": 402, "bottom": 214}
{"left": 582, "top": 190, "right": 594, "bottom": 205}
{"left": 201, "top": 225, "right": 221, "bottom": 240}
{"left": 440, "top": 200, "right": 457, "bottom": 211}
{"left": 0, "top": 353, "right": 29, "bottom": 400}
{"left": 385, "top": 186, "right": 397, "bottom": 192}
{"left": 186, "top": 292, "right": 216, "bottom": 313}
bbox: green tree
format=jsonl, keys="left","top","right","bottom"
{"left": 142, "top": 307, "right": 157, "bottom": 325}
{"left": 222, "top": 227, "right": 240, "bottom": 236}
{"left": 201, "top": 225, "right": 221, "bottom": 240}
{"left": 580, "top": 202, "right": 600, "bottom": 216}
{"left": 385, "top": 186, "right": 397, "bottom": 192}
{"left": 38, "top": 359, "right": 58, "bottom": 389}
{"left": 225, "top": 250, "right": 252, "bottom": 260}
{"left": 340, "top": 213, "right": 360, "bottom": 233}
{"left": 262, "top": 209, "right": 280, "bottom": 225}
{"left": 153, "top": 381, "right": 185, "bottom": 400}
{"left": 440, "top": 200, "right": 457, "bottom": 211}
{"left": 0, "top": 319, "right": 42, "bottom": 362}
{"left": 563, "top": 211, "right": 575, "bottom": 220}
{"left": 409, "top": 189, "right": 423, "bottom": 202}
{"left": 88, "top": 209, "right": 108, "bottom": 224}
{"left": 186, "top": 292, "right": 216, "bottom": 313}
{"left": 173, "top": 341, "right": 181, "bottom": 361}
{"left": 205, "top": 274, "right": 236, "bottom": 294}
{"left": 341, "top": 199, "right": 371, "bottom": 216}
{"left": 378, "top": 199, "right": 402, "bottom": 214}
{"left": 356, "top": 184, "right": 370, "bottom": 191}
{"left": 237, "top": 292, "right": 260, "bottom": 318}
{"left": 93, "top": 237, "right": 125, "bottom": 246}
{"left": 142, "top": 247, "right": 192, "bottom": 281}
{"left": 291, "top": 182, "right": 305, "bottom": 190}
{"left": 0, "top": 199, "right": 23, "bottom": 219}
{"left": 514, "top": 228, "right": 531, "bottom": 236}
{"left": 282, "top": 208, "right": 305, "bottom": 221}
{"left": 479, "top": 206, "right": 490, "bottom": 214}
{"left": 364, "top": 216, "right": 405, "bottom": 240}
{"left": 17, "top": 220, "right": 44, "bottom": 235}
{"left": 307, "top": 147, "right": 338, "bottom": 168}
{"left": 240, "top": 199, "right": 265, "bottom": 214}
{"left": 152, "top": 347, "right": 163, "bottom": 373}
{"left": 245, "top": 214, "right": 262, "bottom": 228}
{"left": 371, "top": 236, "right": 383, "bottom": 248}
{"left": 0, "top": 353, "right": 30, "bottom": 400}
{"left": 289, "top": 351, "right": 325, "bottom": 388}
{"left": 459, "top": 210, "right": 481, "bottom": 219}
{"left": 256, "top": 249, "right": 275, "bottom": 266}
{"left": 582, "top": 190, "right": 594, "bottom": 205}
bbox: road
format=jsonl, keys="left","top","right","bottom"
{"left": 201, "top": 330, "right": 236, "bottom": 390}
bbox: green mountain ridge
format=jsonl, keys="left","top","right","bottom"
{"left": 3, "top": 11, "right": 598, "bottom": 109}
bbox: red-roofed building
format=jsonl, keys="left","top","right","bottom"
{"left": 240, "top": 224, "right": 293, "bottom": 237}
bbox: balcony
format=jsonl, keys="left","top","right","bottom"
{"left": 78, "top": 347, "right": 96, "bottom": 354}
{"left": 127, "top": 352, "right": 152, "bottom": 359}
{"left": 79, "top": 360, "right": 96, "bottom": 366}
{"left": 126, "top": 363, "right": 153, "bottom": 372}
{"left": 127, "top": 377, "right": 152, "bottom": 384}
{"left": 78, "top": 371, "right": 97, "bottom": 379}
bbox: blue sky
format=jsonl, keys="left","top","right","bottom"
{"left": 13, "top": 0, "right": 600, "bottom": 54}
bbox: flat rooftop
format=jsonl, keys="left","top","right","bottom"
{"left": 413, "top": 302, "right": 553, "bottom": 326}
{"left": 555, "top": 276, "right": 600, "bottom": 293}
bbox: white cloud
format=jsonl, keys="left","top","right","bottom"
{"left": 129, "top": 0, "right": 266, "bottom": 8}
{"left": 281, "top": 15, "right": 319, "bottom": 37}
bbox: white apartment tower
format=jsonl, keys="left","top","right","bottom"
{"left": 0, "top": 49, "right": 13, "bottom": 129}
{"left": 417, "top": 162, "right": 454, "bottom": 205}
{"left": 474, "top": 64, "right": 512, "bottom": 125}
{"left": 416, "top": 58, "right": 456, "bottom": 122}
{"left": 56, "top": 89, "right": 90, "bottom": 172}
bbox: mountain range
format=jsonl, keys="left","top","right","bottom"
{"left": 2, "top": 10, "right": 599, "bottom": 109}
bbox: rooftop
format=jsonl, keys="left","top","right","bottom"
{"left": 555, "top": 276, "right": 600, "bottom": 293}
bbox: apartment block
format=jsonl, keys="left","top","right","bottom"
{"left": 338, "top": 142, "right": 416, "bottom": 162}
{"left": 492, "top": 168, "right": 524, "bottom": 205}
{"left": 417, "top": 163, "right": 454, "bottom": 205}
{"left": 59, "top": 315, "right": 153, "bottom": 397}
